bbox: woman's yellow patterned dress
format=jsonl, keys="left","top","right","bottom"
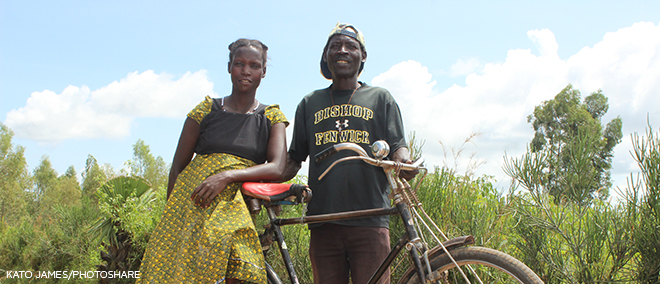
{"left": 138, "top": 96, "right": 288, "bottom": 283}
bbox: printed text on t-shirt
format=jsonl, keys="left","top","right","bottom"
{"left": 314, "top": 104, "right": 374, "bottom": 124}
{"left": 315, "top": 129, "right": 370, "bottom": 146}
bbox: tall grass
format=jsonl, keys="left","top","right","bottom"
{"left": 389, "top": 167, "right": 513, "bottom": 282}
{"left": 502, "top": 125, "right": 660, "bottom": 283}
{"left": 0, "top": 199, "right": 102, "bottom": 284}
{"left": 621, "top": 123, "right": 660, "bottom": 283}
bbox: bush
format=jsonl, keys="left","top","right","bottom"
{"left": 91, "top": 176, "right": 165, "bottom": 283}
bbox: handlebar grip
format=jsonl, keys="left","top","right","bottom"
{"left": 412, "top": 157, "right": 425, "bottom": 168}
{"left": 314, "top": 145, "right": 338, "bottom": 163}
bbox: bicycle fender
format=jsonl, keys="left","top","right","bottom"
{"left": 428, "top": 235, "right": 475, "bottom": 258}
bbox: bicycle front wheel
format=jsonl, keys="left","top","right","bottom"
{"left": 266, "top": 261, "right": 283, "bottom": 284}
{"left": 398, "top": 246, "right": 543, "bottom": 284}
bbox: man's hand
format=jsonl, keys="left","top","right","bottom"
{"left": 392, "top": 147, "right": 419, "bottom": 181}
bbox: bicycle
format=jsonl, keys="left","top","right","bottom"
{"left": 241, "top": 140, "right": 544, "bottom": 284}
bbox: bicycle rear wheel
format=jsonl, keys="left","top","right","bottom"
{"left": 398, "top": 246, "right": 543, "bottom": 284}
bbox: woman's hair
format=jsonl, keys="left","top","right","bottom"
{"left": 228, "top": 38, "right": 269, "bottom": 65}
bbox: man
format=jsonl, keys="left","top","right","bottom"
{"left": 285, "top": 23, "right": 416, "bottom": 284}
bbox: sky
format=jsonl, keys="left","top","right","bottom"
{"left": 2, "top": 0, "right": 659, "bottom": 199}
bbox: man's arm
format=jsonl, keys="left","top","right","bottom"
{"left": 277, "top": 153, "right": 302, "bottom": 182}
{"left": 281, "top": 99, "right": 307, "bottom": 183}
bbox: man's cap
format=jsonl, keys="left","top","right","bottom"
{"left": 320, "top": 22, "right": 366, "bottom": 80}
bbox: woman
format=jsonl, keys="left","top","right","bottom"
{"left": 138, "top": 39, "right": 287, "bottom": 284}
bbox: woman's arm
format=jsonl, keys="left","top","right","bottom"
{"left": 167, "top": 117, "right": 200, "bottom": 199}
{"left": 191, "top": 122, "right": 287, "bottom": 208}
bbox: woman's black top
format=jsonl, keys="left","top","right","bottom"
{"left": 194, "top": 98, "right": 271, "bottom": 164}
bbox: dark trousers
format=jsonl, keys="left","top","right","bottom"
{"left": 309, "top": 223, "right": 390, "bottom": 284}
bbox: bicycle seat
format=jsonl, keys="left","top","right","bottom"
{"left": 241, "top": 182, "right": 312, "bottom": 203}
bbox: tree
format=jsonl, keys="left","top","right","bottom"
{"left": 504, "top": 85, "right": 632, "bottom": 282}
{"left": 123, "top": 139, "right": 168, "bottom": 190}
{"left": 31, "top": 158, "right": 85, "bottom": 224}
{"left": 82, "top": 155, "right": 112, "bottom": 200}
{"left": 31, "top": 156, "right": 59, "bottom": 216}
{"left": 0, "top": 123, "right": 31, "bottom": 224}
{"left": 52, "top": 166, "right": 82, "bottom": 208}
{"left": 527, "top": 84, "right": 622, "bottom": 203}
{"left": 33, "top": 156, "right": 58, "bottom": 197}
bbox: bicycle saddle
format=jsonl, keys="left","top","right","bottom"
{"left": 241, "top": 182, "right": 312, "bottom": 203}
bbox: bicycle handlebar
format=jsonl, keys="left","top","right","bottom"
{"left": 314, "top": 145, "right": 337, "bottom": 163}
{"left": 316, "top": 141, "right": 425, "bottom": 180}
{"left": 314, "top": 143, "right": 370, "bottom": 163}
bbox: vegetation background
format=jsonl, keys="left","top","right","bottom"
{"left": 1, "top": 86, "right": 658, "bottom": 283}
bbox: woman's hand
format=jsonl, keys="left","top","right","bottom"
{"left": 188, "top": 121, "right": 287, "bottom": 208}
{"left": 191, "top": 172, "right": 234, "bottom": 208}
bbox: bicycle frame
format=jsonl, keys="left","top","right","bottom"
{"left": 263, "top": 195, "right": 428, "bottom": 284}
{"left": 258, "top": 141, "right": 471, "bottom": 284}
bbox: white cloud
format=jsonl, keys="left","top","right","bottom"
{"left": 372, "top": 21, "right": 660, "bottom": 192}
{"left": 5, "top": 70, "right": 215, "bottom": 142}
{"left": 528, "top": 29, "right": 559, "bottom": 58}
{"left": 449, "top": 58, "right": 482, "bottom": 77}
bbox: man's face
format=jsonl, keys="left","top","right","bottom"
{"left": 324, "top": 34, "right": 366, "bottom": 80}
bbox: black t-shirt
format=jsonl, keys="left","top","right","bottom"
{"left": 289, "top": 83, "right": 407, "bottom": 228}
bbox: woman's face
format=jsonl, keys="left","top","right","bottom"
{"left": 229, "top": 46, "right": 266, "bottom": 93}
